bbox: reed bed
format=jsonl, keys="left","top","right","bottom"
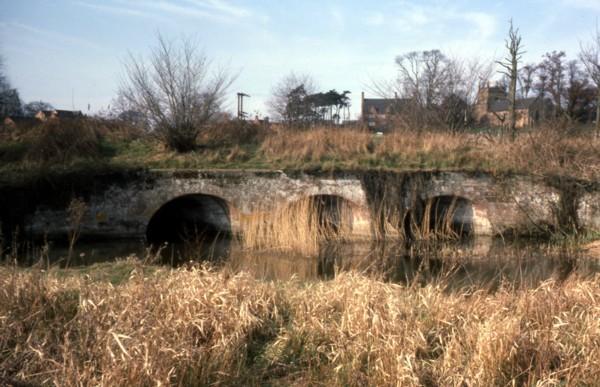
{"left": 240, "top": 196, "right": 354, "bottom": 254}
{"left": 414, "top": 196, "right": 464, "bottom": 240}
{"left": 239, "top": 190, "right": 465, "bottom": 252}
{"left": 1, "top": 262, "right": 599, "bottom": 386}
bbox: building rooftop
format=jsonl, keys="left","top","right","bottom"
{"left": 363, "top": 98, "right": 411, "bottom": 114}
{"left": 489, "top": 97, "right": 540, "bottom": 112}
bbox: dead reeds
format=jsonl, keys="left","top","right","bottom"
{"left": 411, "top": 196, "right": 465, "bottom": 240}
{"left": 66, "top": 197, "right": 87, "bottom": 268}
{"left": 258, "top": 125, "right": 599, "bottom": 180}
{"left": 240, "top": 196, "right": 353, "bottom": 254}
{"left": 1, "top": 264, "right": 599, "bottom": 386}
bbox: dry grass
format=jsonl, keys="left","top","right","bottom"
{"left": 240, "top": 196, "right": 354, "bottom": 254}
{"left": 259, "top": 125, "right": 600, "bottom": 180}
{"left": 3, "top": 120, "right": 598, "bottom": 181}
{"left": 1, "top": 261, "right": 599, "bottom": 386}
{"left": 25, "top": 119, "right": 104, "bottom": 164}
{"left": 260, "top": 127, "right": 373, "bottom": 163}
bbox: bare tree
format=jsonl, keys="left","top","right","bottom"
{"left": 373, "top": 51, "right": 493, "bottom": 131}
{"left": 534, "top": 65, "right": 550, "bottom": 120}
{"left": 23, "top": 100, "right": 54, "bottom": 117}
{"left": 519, "top": 63, "right": 536, "bottom": 98}
{"left": 267, "top": 72, "right": 317, "bottom": 122}
{"left": 444, "top": 57, "right": 494, "bottom": 131}
{"left": 0, "top": 55, "right": 8, "bottom": 91}
{"left": 395, "top": 50, "right": 450, "bottom": 107}
{"left": 0, "top": 55, "right": 22, "bottom": 117}
{"left": 580, "top": 23, "right": 600, "bottom": 137}
{"left": 461, "top": 58, "right": 495, "bottom": 106}
{"left": 497, "top": 20, "right": 525, "bottom": 139}
{"left": 118, "top": 34, "right": 234, "bottom": 152}
{"left": 564, "top": 59, "right": 596, "bottom": 122}
{"left": 542, "top": 51, "right": 567, "bottom": 116}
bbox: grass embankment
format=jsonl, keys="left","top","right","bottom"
{"left": 1, "top": 120, "right": 599, "bottom": 184}
{"left": 1, "top": 260, "right": 599, "bottom": 386}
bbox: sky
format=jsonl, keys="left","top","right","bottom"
{"left": 0, "top": 0, "right": 599, "bottom": 119}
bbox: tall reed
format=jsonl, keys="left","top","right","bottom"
{"left": 66, "top": 197, "right": 87, "bottom": 268}
{"left": 409, "top": 196, "right": 464, "bottom": 240}
{"left": 240, "top": 196, "right": 353, "bottom": 254}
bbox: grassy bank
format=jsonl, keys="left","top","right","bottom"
{"left": 1, "top": 259, "right": 599, "bottom": 386}
{"left": 1, "top": 122, "right": 599, "bottom": 185}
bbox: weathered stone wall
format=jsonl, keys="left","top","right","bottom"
{"left": 24, "top": 169, "right": 599, "bottom": 240}
{"left": 579, "top": 191, "right": 600, "bottom": 231}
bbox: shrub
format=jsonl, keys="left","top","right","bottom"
{"left": 26, "top": 118, "right": 102, "bottom": 164}
{"left": 199, "top": 120, "right": 270, "bottom": 148}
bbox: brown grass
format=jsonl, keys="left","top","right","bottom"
{"left": 260, "top": 127, "right": 373, "bottom": 163}
{"left": 3, "top": 119, "right": 598, "bottom": 181}
{"left": 240, "top": 196, "right": 354, "bottom": 254}
{"left": 259, "top": 125, "right": 600, "bottom": 180}
{"left": 1, "top": 261, "right": 599, "bottom": 386}
{"left": 25, "top": 119, "right": 103, "bottom": 164}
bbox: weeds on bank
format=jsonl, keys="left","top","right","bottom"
{"left": 0, "top": 262, "right": 599, "bottom": 386}
{"left": 2, "top": 121, "right": 598, "bottom": 182}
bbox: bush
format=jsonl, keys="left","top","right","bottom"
{"left": 199, "top": 120, "right": 271, "bottom": 148}
{"left": 86, "top": 117, "right": 145, "bottom": 143}
{"left": 26, "top": 119, "right": 102, "bottom": 164}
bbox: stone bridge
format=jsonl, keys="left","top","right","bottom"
{"left": 25, "top": 169, "right": 600, "bottom": 242}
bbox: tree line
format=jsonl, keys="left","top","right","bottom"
{"left": 368, "top": 21, "right": 600, "bottom": 137}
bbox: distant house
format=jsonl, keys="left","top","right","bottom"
{"left": 34, "top": 109, "right": 83, "bottom": 121}
{"left": 473, "top": 86, "right": 552, "bottom": 128}
{"left": 2, "top": 109, "right": 84, "bottom": 131}
{"left": 360, "top": 92, "right": 410, "bottom": 130}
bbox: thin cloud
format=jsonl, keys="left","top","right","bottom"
{"left": 375, "top": 2, "right": 497, "bottom": 40}
{"left": 563, "top": 0, "right": 600, "bottom": 11}
{"left": 0, "top": 21, "right": 102, "bottom": 50}
{"left": 75, "top": 1, "right": 159, "bottom": 19}
{"left": 462, "top": 12, "right": 497, "bottom": 39}
{"left": 182, "top": 0, "right": 252, "bottom": 19}
{"left": 75, "top": 0, "right": 259, "bottom": 24}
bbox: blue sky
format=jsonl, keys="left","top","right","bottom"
{"left": 1, "top": 0, "right": 598, "bottom": 118}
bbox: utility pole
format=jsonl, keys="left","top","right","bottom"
{"left": 237, "top": 92, "right": 250, "bottom": 120}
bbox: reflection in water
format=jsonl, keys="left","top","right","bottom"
{"left": 226, "top": 238, "right": 598, "bottom": 292}
{"left": 21, "top": 237, "right": 600, "bottom": 292}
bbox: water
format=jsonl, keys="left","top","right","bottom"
{"left": 15, "top": 237, "right": 600, "bottom": 291}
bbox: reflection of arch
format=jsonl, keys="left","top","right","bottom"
{"left": 424, "top": 195, "right": 473, "bottom": 237}
{"left": 146, "top": 194, "right": 232, "bottom": 247}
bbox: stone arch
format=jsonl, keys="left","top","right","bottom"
{"left": 146, "top": 194, "right": 232, "bottom": 247}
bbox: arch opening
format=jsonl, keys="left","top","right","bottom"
{"left": 146, "top": 194, "right": 232, "bottom": 263}
{"left": 308, "top": 195, "right": 354, "bottom": 238}
{"left": 409, "top": 195, "right": 474, "bottom": 239}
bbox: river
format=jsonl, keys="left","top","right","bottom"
{"left": 13, "top": 236, "right": 600, "bottom": 291}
